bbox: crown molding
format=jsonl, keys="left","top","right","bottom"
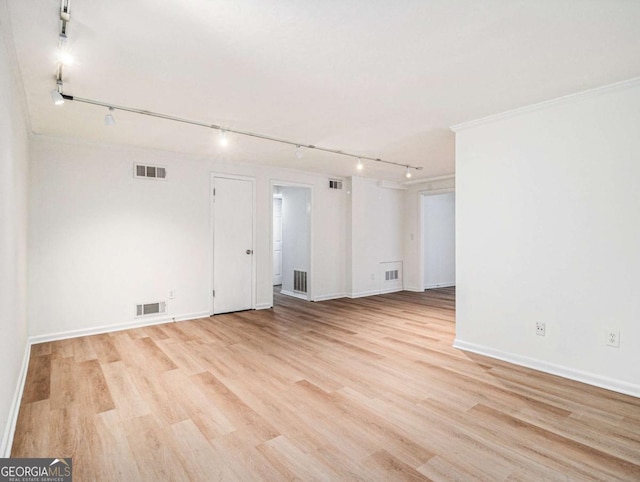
{"left": 403, "top": 173, "right": 455, "bottom": 186}
{"left": 451, "top": 76, "right": 640, "bottom": 133}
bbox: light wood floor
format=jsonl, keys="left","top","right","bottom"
{"left": 13, "top": 288, "right": 640, "bottom": 481}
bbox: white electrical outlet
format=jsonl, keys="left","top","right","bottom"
{"left": 606, "top": 330, "right": 620, "bottom": 348}
{"left": 536, "top": 322, "right": 546, "bottom": 336}
{"left": 169, "top": 289, "right": 176, "bottom": 300}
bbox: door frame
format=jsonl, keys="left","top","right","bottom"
{"left": 418, "top": 187, "right": 455, "bottom": 292}
{"left": 269, "top": 180, "right": 314, "bottom": 306}
{"left": 210, "top": 173, "right": 257, "bottom": 315}
{"left": 272, "top": 193, "right": 284, "bottom": 286}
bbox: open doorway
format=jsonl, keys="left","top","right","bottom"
{"left": 272, "top": 183, "right": 312, "bottom": 305}
{"left": 421, "top": 191, "right": 455, "bottom": 290}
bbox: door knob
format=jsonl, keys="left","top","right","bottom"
{"left": 246, "top": 249, "right": 253, "bottom": 255}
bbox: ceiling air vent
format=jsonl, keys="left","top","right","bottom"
{"left": 329, "top": 179, "right": 343, "bottom": 190}
{"left": 134, "top": 163, "right": 167, "bottom": 180}
{"left": 135, "top": 301, "right": 167, "bottom": 317}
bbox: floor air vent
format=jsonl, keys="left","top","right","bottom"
{"left": 136, "top": 301, "right": 167, "bottom": 317}
{"left": 293, "top": 270, "right": 308, "bottom": 293}
{"left": 134, "top": 163, "right": 167, "bottom": 180}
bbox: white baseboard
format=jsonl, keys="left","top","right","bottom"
{"left": 380, "top": 286, "right": 403, "bottom": 295}
{"left": 255, "top": 302, "right": 272, "bottom": 310}
{"left": 453, "top": 339, "right": 640, "bottom": 399}
{"left": 1, "top": 341, "right": 31, "bottom": 457}
{"left": 349, "top": 289, "right": 381, "bottom": 299}
{"left": 29, "top": 310, "right": 211, "bottom": 345}
{"left": 349, "top": 287, "right": 403, "bottom": 299}
{"left": 424, "top": 282, "right": 456, "bottom": 289}
{"left": 279, "top": 290, "right": 309, "bottom": 301}
{"left": 404, "top": 285, "right": 422, "bottom": 292}
{"left": 312, "top": 292, "right": 346, "bottom": 302}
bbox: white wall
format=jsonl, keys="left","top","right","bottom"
{"left": 423, "top": 192, "right": 455, "bottom": 289}
{"left": 348, "top": 177, "right": 404, "bottom": 297}
{"left": 0, "top": 16, "right": 30, "bottom": 455}
{"left": 280, "top": 186, "right": 310, "bottom": 296}
{"left": 454, "top": 79, "right": 640, "bottom": 396}
{"left": 29, "top": 137, "right": 347, "bottom": 338}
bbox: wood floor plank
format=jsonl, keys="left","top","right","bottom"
{"left": 12, "top": 287, "right": 640, "bottom": 481}
{"left": 20, "top": 353, "right": 51, "bottom": 404}
{"left": 88, "top": 333, "right": 121, "bottom": 364}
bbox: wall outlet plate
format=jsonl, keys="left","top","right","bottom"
{"left": 606, "top": 330, "right": 620, "bottom": 347}
{"left": 536, "top": 322, "right": 546, "bottom": 336}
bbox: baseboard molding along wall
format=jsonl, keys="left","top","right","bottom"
{"left": 453, "top": 339, "right": 640, "bottom": 399}
{"left": 424, "top": 283, "right": 456, "bottom": 289}
{"left": 349, "top": 287, "right": 403, "bottom": 298}
{"left": 1, "top": 342, "right": 31, "bottom": 457}
{"left": 279, "top": 290, "right": 308, "bottom": 301}
{"left": 29, "top": 310, "right": 211, "bottom": 345}
{"left": 312, "top": 292, "right": 346, "bottom": 302}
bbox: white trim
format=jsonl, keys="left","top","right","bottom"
{"left": 380, "top": 287, "right": 403, "bottom": 295}
{"left": 255, "top": 302, "right": 272, "bottom": 310}
{"left": 453, "top": 339, "right": 640, "bottom": 399}
{"left": 419, "top": 187, "right": 455, "bottom": 196}
{"left": 312, "top": 292, "right": 346, "bottom": 302}
{"left": 403, "top": 285, "right": 422, "bottom": 293}
{"left": 1, "top": 342, "right": 31, "bottom": 457}
{"left": 419, "top": 189, "right": 456, "bottom": 295}
{"left": 377, "top": 180, "right": 408, "bottom": 190}
{"left": 424, "top": 283, "right": 456, "bottom": 289}
{"left": 279, "top": 290, "right": 308, "bottom": 301}
{"left": 451, "top": 76, "right": 640, "bottom": 132}
{"left": 349, "top": 289, "right": 382, "bottom": 299}
{"left": 270, "top": 180, "right": 315, "bottom": 303}
{"left": 404, "top": 174, "right": 455, "bottom": 186}
{"left": 349, "top": 287, "right": 403, "bottom": 299}
{"left": 29, "top": 311, "right": 211, "bottom": 345}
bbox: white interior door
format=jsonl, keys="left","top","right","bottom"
{"left": 213, "top": 177, "right": 253, "bottom": 314}
{"left": 422, "top": 192, "right": 456, "bottom": 289}
{"left": 272, "top": 196, "right": 283, "bottom": 285}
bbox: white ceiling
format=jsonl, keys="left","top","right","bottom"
{"left": 6, "top": 0, "right": 640, "bottom": 181}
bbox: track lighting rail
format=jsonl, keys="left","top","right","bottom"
{"left": 60, "top": 94, "right": 423, "bottom": 172}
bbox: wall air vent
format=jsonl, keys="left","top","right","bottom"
{"left": 293, "top": 270, "right": 308, "bottom": 293}
{"left": 329, "top": 179, "right": 343, "bottom": 190}
{"left": 134, "top": 163, "right": 167, "bottom": 180}
{"left": 380, "top": 261, "right": 402, "bottom": 294}
{"left": 385, "top": 269, "right": 399, "bottom": 281}
{"left": 135, "top": 301, "right": 167, "bottom": 317}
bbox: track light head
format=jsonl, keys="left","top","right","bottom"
{"left": 295, "top": 145, "right": 303, "bottom": 159}
{"left": 51, "top": 78, "right": 64, "bottom": 105}
{"left": 405, "top": 166, "right": 412, "bottom": 179}
{"left": 219, "top": 130, "right": 229, "bottom": 147}
{"left": 50, "top": 89, "right": 65, "bottom": 105}
{"left": 356, "top": 158, "right": 364, "bottom": 171}
{"left": 104, "top": 107, "right": 116, "bottom": 126}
